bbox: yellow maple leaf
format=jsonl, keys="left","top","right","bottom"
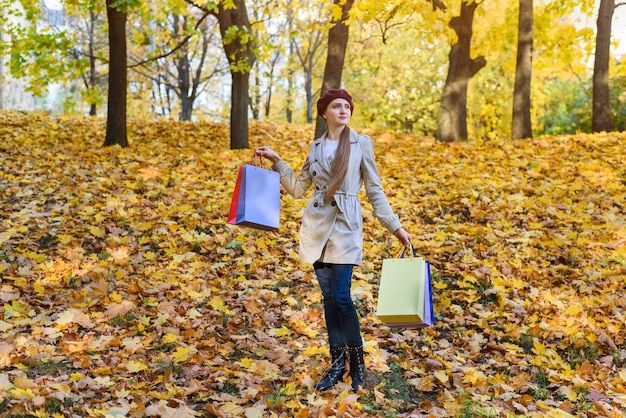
{"left": 463, "top": 368, "right": 487, "bottom": 385}
{"left": 172, "top": 346, "right": 196, "bottom": 363}
{"left": 162, "top": 333, "right": 178, "bottom": 344}
{"left": 9, "top": 387, "right": 36, "bottom": 398}
{"left": 209, "top": 296, "right": 234, "bottom": 315}
{"left": 89, "top": 226, "right": 106, "bottom": 238}
{"left": 33, "top": 282, "right": 45, "bottom": 295}
{"left": 269, "top": 326, "right": 292, "bottom": 337}
{"left": 56, "top": 234, "right": 74, "bottom": 244}
{"left": 110, "top": 292, "right": 123, "bottom": 303}
{"left": 126, "top": 360, "right": 149, "bottom": 373}
{"left": 434, "top": 370, "right": 449, "bottom": 383}
{"left": 283, "top": 381, "right": 299, "bottom": 396}
{"left": 239, "top": 357, "right": 255, "bottom": 368}
{"left": 564, "top": 304, "right": 583, "bottom": 317}
{"left": 302, "top": 346, "right": 327, "bottom": 357}
{"left": 532, "top": 341, "right": 547, "bottom": 356}
{"left": 331, "top": 3, "right": 345, "bottom": 21}
{"left": 0, "top": 230, "right": 14, "bottom": 245}
{"left": 23, "top": 251, "right": 46, "bottom": 263}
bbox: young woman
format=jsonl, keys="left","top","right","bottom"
{"left": 255, "top": 89, "right": 412, "bottom": 392}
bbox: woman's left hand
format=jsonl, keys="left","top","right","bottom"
{"left": 394, "top": 228, "right": 412, "bottom": 248}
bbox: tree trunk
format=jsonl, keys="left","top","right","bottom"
{"left": 179, "top": 53, "right": 194, "bottom": 121}
{"left": 264, "top": 52, "right": 278, "bottom": 119}
{"left": 592, "top": 0, "right": 615, "bottom": 132}
{"left": 286, "top": 64, "right": 294, "bottom": 123}
{"left": 512, "top": 0, "right": 533, "bottom": 139}
{"left": 305, "top": 64, "right": 313, "bottom": 124}
{"left": 436, "top": 1, "right": 485, "bottom": 142}
{"left": 250, "top": 70, "right": 260, "bottom": 120}
{"left": 88, "top": 42, "right": 97, "bottom": 117}
{"left": 88, "top": 9, "right": 98, "bottom": 116}
{"left": 0, "top": 23, "right": 4, "bottom": 109}
{"left": 314, "top": 0, "right": 355, "bottom": 139}
{"left": 216, "top": 0, "right": 255, "bottom": 149}
{"left": 285, "top": 5, "right": 294, "bottom": 123}
{"left": 103, "top": 0, "right": 128, "bottom": 147}
{"left": 230, "top": 71, "right": 250, "bottom": 149}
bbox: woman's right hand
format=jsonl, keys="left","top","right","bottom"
{"left": 394, "top": 228, "right": 412, "bottom": 248}
{"left": 255, "top": 146, "right": 280, "bottom": 163}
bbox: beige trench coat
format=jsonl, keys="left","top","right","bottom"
{"left": 272, "top": 129, "right": 402, "bottom": 265}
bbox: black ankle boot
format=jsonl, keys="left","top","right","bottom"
{"left": 347, "top": 345, "right": 365, "bottom": 391}
{"left": 314, "top": 345, "right": 346, "bottom": 391}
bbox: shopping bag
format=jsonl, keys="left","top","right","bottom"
{"left": 376, "top": 246, "right": 434, "bottom": 328}
{"left": 227, "top": 157, "right": 280, "bottom": 231}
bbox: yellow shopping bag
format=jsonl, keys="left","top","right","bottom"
{"left": 376, "top": 246, "right": 434, "bottom": 328}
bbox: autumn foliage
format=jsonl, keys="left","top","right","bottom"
{"left": 1, "top": 110, "right": 625, "bottom": 417}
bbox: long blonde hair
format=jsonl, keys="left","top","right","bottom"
{"left": 325, "top": 126, "right": 351, "bottom": 201}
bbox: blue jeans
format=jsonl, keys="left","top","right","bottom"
{"left": 314, "top": 262, "right": 363, "bottom": 347}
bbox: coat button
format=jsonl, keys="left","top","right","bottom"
{"left": 312, "top": 171, "right": 317, "bottom": 176}
{"left": 314, "top": 202, "right": 318, "bottom": 207}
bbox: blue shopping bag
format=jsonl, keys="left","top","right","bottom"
{"left": 227, "top": 159, "right": 280, "bottom": 231}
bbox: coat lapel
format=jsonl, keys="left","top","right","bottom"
{"left": 313, "top": 129, "right": 360, "bottom": 178}
{"left": 312, "top": 135, "right": 332, "bottom": 174}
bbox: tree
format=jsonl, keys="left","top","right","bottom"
{"left": 132, "top": 9, "right": 224, "bottom": 121}
{"left": 345, "top": 23, "right": 446, "bottom": 135}
{"left": 289, "top": 0, "right": 326, "bottom": 123}
{"left": 65, "top": 0, "right": 109, "bottom": 116}
{"left": 512, "top": 0, "right": 533, "bottom": 139}
{"left": 103, "top": 0, "right": 129, "bottom": 147}
{"left": 0, "top": 0, "right": 109, "bottom": 114}
{"left": 592, "top": 0, "right": 617, "bottom": 132}
{"left": 173, "top": 15, "right": 213, "bottom": 121}
{"left": 186, "top": 0, "right": 257, "bottom": 149}
{"left": 314, "top": 0, "right": 355, "bottom": 139}
{"left": 247, "top": 0, "right": 285, "bottom": 121}
{"left": 284, "top": 3, "right": 296, "bottom": 123}
{"left": 436, "top": 0, "right": 486, "bottom": 142}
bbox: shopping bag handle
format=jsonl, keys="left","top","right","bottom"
{"left": 251, "top": 154, "right": 270, "bottom": 170}
{"left": 398, "top": 243, "right": 416, "bottom": 258}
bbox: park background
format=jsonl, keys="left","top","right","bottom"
{"left": 1, "top": 0, "right": 626, "bottom": 417}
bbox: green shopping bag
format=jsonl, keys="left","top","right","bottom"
{"left": 376, "top": 246, "right": 434, "bottom": 328}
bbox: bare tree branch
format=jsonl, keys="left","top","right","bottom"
{"left": 127, "top": 7, "right": 212, "bottom": 68}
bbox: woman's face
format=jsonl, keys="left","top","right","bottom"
{"left": 323, "top": 98, "right": 352, "bottom": 127}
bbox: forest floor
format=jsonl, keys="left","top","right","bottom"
{"left": 1, "top": 110, "right": 626, "bottom": 417}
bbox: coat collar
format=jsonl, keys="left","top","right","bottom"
{"left": 313, "top": 128, "right": 358, "bottom": 147}
{"left": 312, "top": 129, "right": 358, "bottom": 173}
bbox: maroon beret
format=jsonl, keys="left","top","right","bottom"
{"left": 316, "top": 89, "right": 354, "bottom": 116}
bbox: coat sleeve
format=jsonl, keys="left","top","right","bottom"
{"left": 359, "top": 136, "right": 402, "bottom": 233}
{"left": 272, "top": 156, "right": 313, "bottom": 199}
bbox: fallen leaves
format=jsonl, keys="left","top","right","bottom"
{"left": 0, "top": 110, "right": 625, "bottom": 416}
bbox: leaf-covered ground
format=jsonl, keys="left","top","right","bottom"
{"left": 0, "top": 110, "right": 625, "bottom": 417}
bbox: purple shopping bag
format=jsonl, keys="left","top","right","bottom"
{"left": 227, "top": 160, "right": 280, "bottom": 231}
